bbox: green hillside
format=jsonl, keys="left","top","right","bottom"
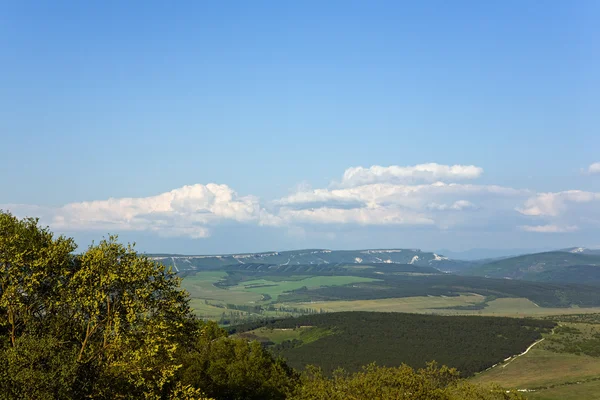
{"left": 230, "top": 312, "right": 555, "bottom": 376}
{"left": 533, "top": 265, "right": 600, "bottom": 285}
{"left": 464, "top": 251, "right": 600, "bottom": 282}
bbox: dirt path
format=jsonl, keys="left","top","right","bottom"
{"left": 502, "top": 338, "right": 545, "bottom": 368}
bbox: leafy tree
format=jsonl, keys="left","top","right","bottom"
{"left": 177, "top": 320, "right": 298, "bottom": 400}
{"left": 0, "top": 213, "right": 76, "bottom": 348}
{"left": 0, "top": 211, "right": 209, "bottom": 399}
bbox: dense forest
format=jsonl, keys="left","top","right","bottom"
{"left": 0, "top": 211, "right": 528, "bottom": 399}
{"left": 230, "top": 312, "right": 555, "bottom": 376}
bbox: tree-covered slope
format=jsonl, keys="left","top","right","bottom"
{"left": 231, "top": 312, "right": 555, "bottom": 376}
{"left": 532, "top": 265, "right": 600, "bottom": 285}
{"left": 463, "top": 251, "right": 600, "bottom": 282}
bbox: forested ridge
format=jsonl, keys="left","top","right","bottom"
{"left": 230, "top": 312, "right": 555, "bottom": 376}
{"left": 1, "top": 211, "right": 528, "bottom": 399}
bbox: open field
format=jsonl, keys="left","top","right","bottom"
{"left": 188, "top": 299, "right": 233, "bottom": 320}
{"left": 472, "top": 321, "right": 600, "bottom": 399}
{"left": 292, "top": 296, "right": 600, "bottom": 317}
{"left": 472, "top": 348, "right": 600, "bottom": 388}
{"left": 290, "top": 294, "right": 486, "bottom": 313}
{"left": 244, "top": 326, "right": 314, "bottom": 344}
{"left": 182, "top": 271, "right": 380, "bottom": 317}
{"left": 527, "top": 379, "right": 600, "bottom": 400}
{"left": 234, "top": 326, "right": 335, "bottom": 346}
{"left": 180, "top": 267, "right": 600, "bottom": 328}
{"left": 181, "top": 270, "right": 263, "bottom": 303}
{"left": 229, "top": 276, "right": 379, "bottom": 299}
{"left": 470, "top": 298, "right": 600, "bottom": 317}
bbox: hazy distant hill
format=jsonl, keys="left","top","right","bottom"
{"left": 559, "top": 247, "right": 600, "bottom": 255}
{"left": 148, "top": 248, "right": 467, "bottom": 272}
{"left": 436, "top": 248, "right": 546, "bottom": 260}
{"left": 464, "top": 250, "right": 600, "bottom": 283}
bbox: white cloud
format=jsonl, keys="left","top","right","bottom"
{"left": 4, "top": 162, "right": 598, "bottom": 240}
{"left": 274, "top": 180, "right": 526, "bottom": 229}
{"left": 588, "top": 162, "right": 600, "bottom": 175}
{"left": 517, "top": 190, "right": 600, "bottom": 217}
{"left": 339, "top": 163, "right": 483, "bottom": 187}
{"left": 520, "top": 224, "right": 579, "bottom": 233}
{"left": 516, "top": 190, "right": 600, "bottom": 234}
{"left": 277, "top": 182, "right": 524, "bottom": 209}
{"left": 277, "top": 205, "right": 435, "bottom": 226}
{"left": 427, "top": 200, "right": 477, "bottom": 211}
{"left": 23, "top": 184, "right": 269, "bottom": 238}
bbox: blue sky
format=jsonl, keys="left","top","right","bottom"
{"left": 1, "top": 1, "right": 599, "bottom": 254}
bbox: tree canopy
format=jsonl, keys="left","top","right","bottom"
{"left": 0, "top": 211, "right": 209, "bottom": 399}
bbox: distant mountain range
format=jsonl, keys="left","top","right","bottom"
{"left": 559, "top": 247, "right": 600, "bottom": 255}
{"left": 436, "top": 246, "right": 600, "bottom": 260}
{"left": 435, "top": 248, "right": 547, "bottom": 261}
{"left": 149, "top": 246, "right": 600, "bottom": 286}
{"left": 149, "top": 248, "right": 463, "bottom": 273}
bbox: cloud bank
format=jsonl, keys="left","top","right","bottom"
{"left": 339, "top": 163, "right": 483, "bottom": 186}
{"left": 52, "top": 184, "right": 265, "bottom": 238}
{"left": 3, "top": 163, "right": 599, "bottom": 239}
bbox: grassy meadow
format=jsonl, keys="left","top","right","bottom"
{"left": 181, "top": 270, "right": 600, "bottom": 319}
{"left": 229, "top": 275, "right": 379, "bottom": 299}
{"left": 471, "top": 319, "right": 600, "bottom": 399}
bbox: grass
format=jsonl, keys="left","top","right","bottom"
{"left": 237, "top": 326, "right": 314, "bottom": 344}
{"left": 471, "top": 322, "right": 600, "bottom": 399}
{"left": 469, "top": 298, "right": 600, "bottom": 317}
{"left": 527, "top": 379, "right": 600, "bottom": 400}
{"left": 182, "top": 272, "right": 380, "bottom": 316}
{"left": 292, "top": 294, "right": 487, "bottom": 313}
{"left": 234, "top": 326, "right": 335, "bottom": 346}
{"left": 471, "top": 347, "right": 600, "bottom": 388}
{"left": 188, "top": 299, "right": 232, "bottom": 320}
{"left": 181, "top": 270, "right": 262, "bottom": 304}
{"left": 228, "top": 276, "right": 379, "bottom": 300}
{"left": 298, "top": 296, "right": 600, "bottom": 317}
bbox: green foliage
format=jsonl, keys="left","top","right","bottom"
{"left": 0, "top": 211, "right": 208, "bottom": 399}
{"left": 545, "top": 323, "right": 600, "bottom": 357}
{"left": 0, "top": 335, "right": 80, "bottom": 399}
{"left": 290, "top": 362, "right": 526, "bottom": 400}
{"left": 542, "top": 313, "right": 600, "bottom": 324}
{"left": 176, "top": 321, "right": 299, "bottom": 400}
{"left": 0, "top": 212, "right": 77, "bottom": 347}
